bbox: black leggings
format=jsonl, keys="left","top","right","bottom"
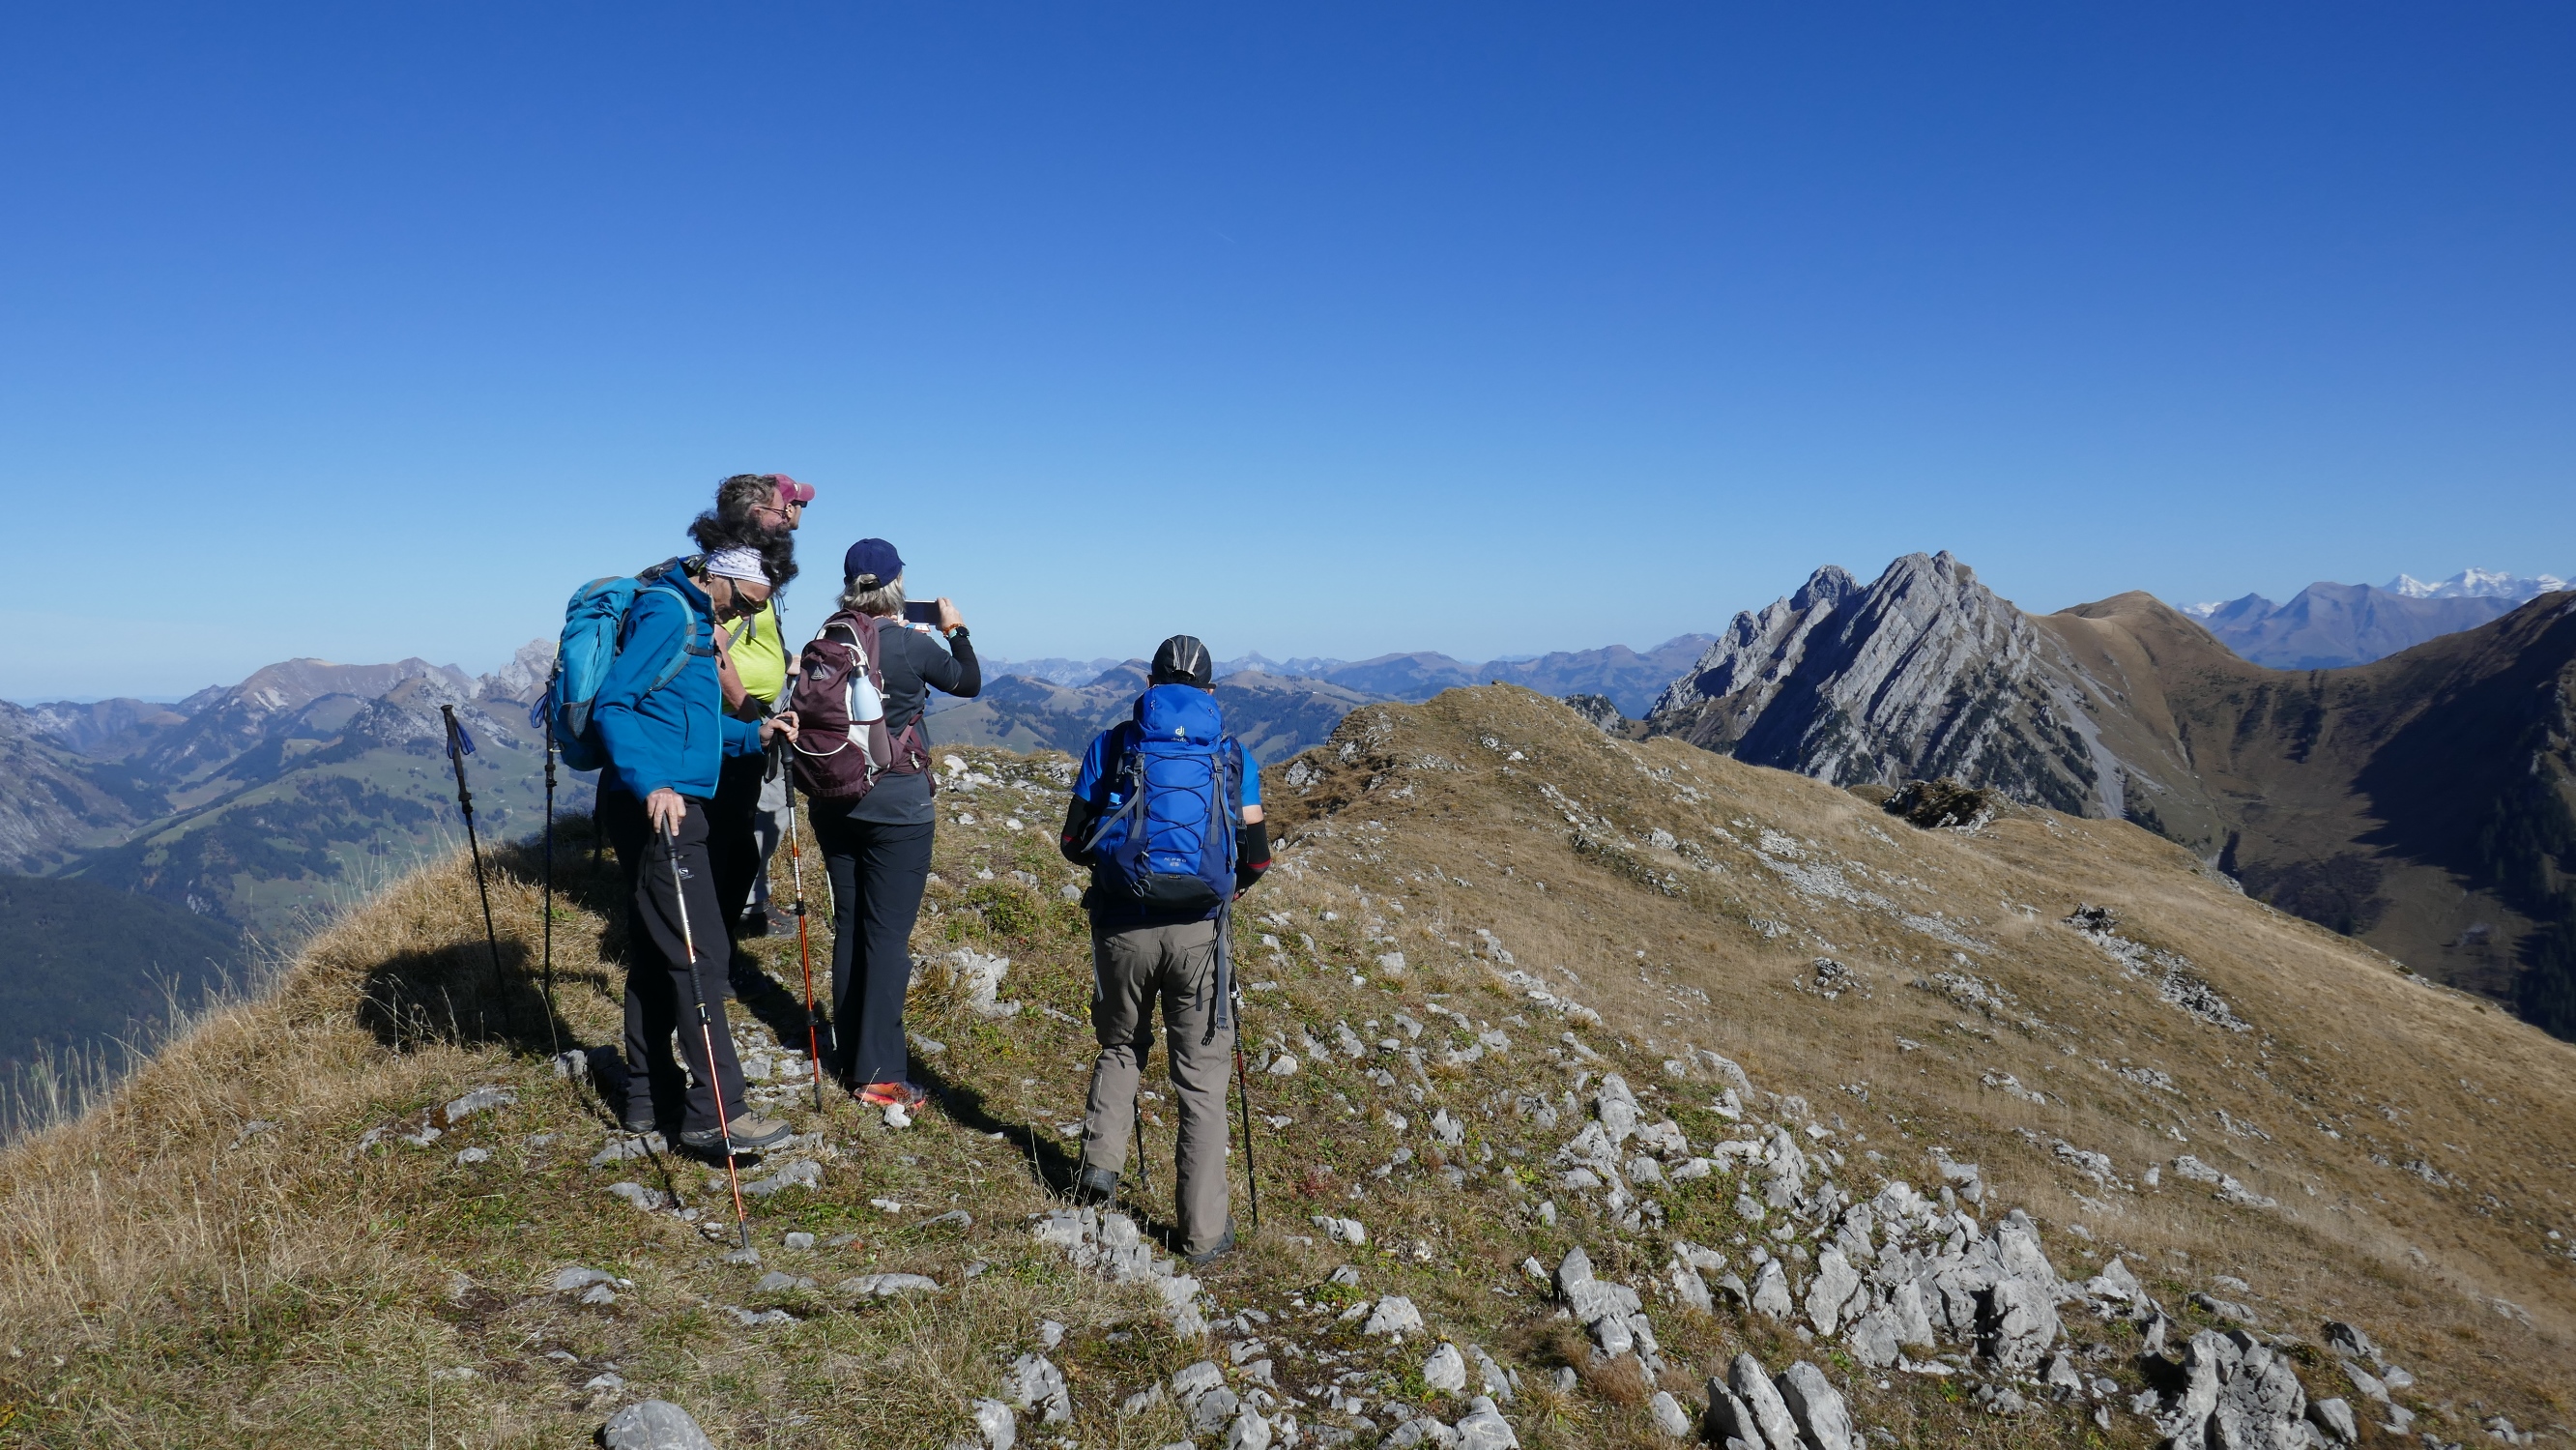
{"left": 707, "top": 750, "right": 769, "bottom": 926}
{"left": 597, "top": 787, "right": 748, "bottom": 1135}
{"left": 808, "top": 806, "right": 935, "bottom": 1087}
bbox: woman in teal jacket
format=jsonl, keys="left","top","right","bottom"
{"left": 593, "top": 547, "right": 798, "bottom": 1154}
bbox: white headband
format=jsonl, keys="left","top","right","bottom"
{"left": 702, "top": 547, "right": 767, "bottom": 584}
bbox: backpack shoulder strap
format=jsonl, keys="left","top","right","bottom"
{"left": 816, "top": 613, "right": 875, "bottom": 680}
{"left": 1103, "top": 720, "right": 1143, "bottom": 787}
{"left": 639, "top": 582, "right": 713, "bottom": 693}
{"left": 1076, "top": 723, "right": 1145, "bottom": 855}
{"left": 1208, "top": 736, "right": 1242, "bottom": 868}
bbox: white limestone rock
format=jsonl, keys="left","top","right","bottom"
{"left": 966, "top": 1398, "right": 1018, "bottom": 1450}
{"left": 1726, "top": 1354, "right": 1804, "bottom": 1450}
{"left": 1423, "top": 1342, "right": 1468, "bottom": 1394}
{"left": 1006, "top": 1353, "right": 1070, "bottom": 1424}
{"left": 1750, "top": 1260, "right": 1793, "bottom": 1320}
{"left": 1805, "top": 1246, "right": 1864, "bottom": 1335}
{"left": 1778, "top": 1361, "right": 1856, "bottom": 1450}
{"left": 1647, "top": 1390, "right": 1693, "bottom": 1437}
{"left": 1454, "top": 1395, "right": 1520, "bottom": 1450}
{"left": 1365, "top": 1295, "right": 1426, "bottom": 1336}
{"left": 600, "top": 1400, "right": 717, "bottom": 1450}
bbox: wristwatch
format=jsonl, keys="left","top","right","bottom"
{"left": 945, "top": 624, "right": 970, "bottom": 642}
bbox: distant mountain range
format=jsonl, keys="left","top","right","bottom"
{"left": 21, "top": 579, "right": 2574, "bottom": 1042}
{"left": 2386, "top": 566, "right": 2571, "bottom": 600}
{"left": 1646, "top": 552, "right": 2576, "bottom": 1035}
{"left": 929, "top": 662, "right": 1384, "bottom": 763}
{"left": 2183, "top": 567, "right": 2570, "bottom": 669}
{"left": 5, "top": 632, "right": 1712, "bottom": 930}
{"left": 980, "top": 635, "right": 1714, "bottom": 722}
{"left": 5, "top": 645, "right": 578, "bottom": 935}
{"left": 936, "top": 635, "right": 1716, "bottom": 760}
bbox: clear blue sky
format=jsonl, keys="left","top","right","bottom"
{"left": 5, "top": 4, "right": 2571, "bottom": 699}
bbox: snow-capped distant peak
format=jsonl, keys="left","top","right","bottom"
{"left": 2383, "top": 568, "right": 2570, "bottom": 601}
{"left": 2181, "top": 601, "right": 2224, "bottom": 620}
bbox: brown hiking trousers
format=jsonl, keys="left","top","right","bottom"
{"left": 1080, "top": 917, "right": 1233, "bottom": 1255}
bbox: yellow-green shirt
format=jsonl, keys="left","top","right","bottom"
{"left": 727, "top": 601, "right": 788, "bottom": 706}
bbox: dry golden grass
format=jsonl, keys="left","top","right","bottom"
{"left": 1258, "top": 687, "right": 2576, "bottom": 1427}
{"left": 3, "top": 684, "right": 2569, "bottom": 1446}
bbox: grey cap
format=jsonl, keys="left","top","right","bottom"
{"left": 1149, "top": 634, "right": 1213, "bottom": 687}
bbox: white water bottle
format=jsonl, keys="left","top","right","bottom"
{"left": 848, "top": 672, "right": 884, "bottom": 723}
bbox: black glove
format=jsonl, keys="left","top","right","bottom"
{"left": 1234, "top": 817, "right": 1271, "bottom": 893}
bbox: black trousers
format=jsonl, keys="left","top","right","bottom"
{"left": 708, "top": 750, "right": 769, "bottom": 928}
{"left": 809, "top": 805, "right": 935, "bottom": 1088}
{"left": 599, "top": 787, "right": 748, "bottom": 1136}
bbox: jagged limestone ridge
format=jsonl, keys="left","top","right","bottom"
{"left": 1646, "top": 553, "right": 2141, "bottom": 819}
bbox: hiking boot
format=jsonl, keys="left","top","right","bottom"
{"left": 737, "top": 908, "right": 770, "bottom": 938}
{"left": 620, "top": 1103, "right": 657, "bottom": 1135}
{"left": 1072, "top": 1165, "right": 1120, "bottom": 1205}
{"left": 856, "top": 1081, "right": 928, "bottom": 1111}
{"left": 680, "top": 1113, "right": 794, "bottom": 1155}
{"left": 1185, "top": 1224, "right": 1238, "bottom": 1267}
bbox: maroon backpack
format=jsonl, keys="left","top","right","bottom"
{"left": 785, "top": 610, "right": 932, "bottom": 801}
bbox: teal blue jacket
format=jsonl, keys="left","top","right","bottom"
{"left": 592, "top": 570, "right": 762, "bottom": 799}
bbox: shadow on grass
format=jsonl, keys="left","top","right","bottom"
{"left": 910, "top": 1050, "right": 1214, "bottom": 1255}
{"left": 354, "top": 935, "right": 574, "bottom": 1058}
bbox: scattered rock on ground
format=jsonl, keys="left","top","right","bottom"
{"left": 600, "top": 1399, "right": 717, "bottom": 1450}
{"left": 1365, "top": 1295, "right": 1425, "bottom": 1336}
{"left": 1883, "top": 778, "right": 2001, "bottom": 830}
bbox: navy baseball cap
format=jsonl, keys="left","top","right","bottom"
{"left": 842, "top": 537, "right": 904, "bottom": 584}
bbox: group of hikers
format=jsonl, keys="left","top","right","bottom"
{"left": 556, "top": 474, "right": 1267, "bottom": 1263}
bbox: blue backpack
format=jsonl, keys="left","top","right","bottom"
{"left": 1081, "top": 684, "right": 1245, "bottom": 916}
{"left": 537, "top": 559, "right": 712, "bottom": 772}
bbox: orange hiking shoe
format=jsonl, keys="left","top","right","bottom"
{"left": 857, "top": 1081, "right": 928, "bottom": 1111}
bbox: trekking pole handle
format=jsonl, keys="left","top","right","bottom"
{"left": 439, "top": 705, "right": 475, "bottom": 813}
{"left": 662, "top": 818, "right": 698, "bottom": 965}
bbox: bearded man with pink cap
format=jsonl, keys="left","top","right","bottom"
{"left": 688, "top": 473, "right": 815, "bottom": 942}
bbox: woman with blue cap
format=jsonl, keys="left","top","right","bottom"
{"left": 783, "top": 537, "right": 979, "bottom": 1109}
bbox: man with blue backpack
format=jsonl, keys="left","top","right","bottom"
{"left": 1057, "top": 635, "right": 1271, "bottom": 1263}
{"left": 552, "top": 545, "right": 799, "bottom": 1157}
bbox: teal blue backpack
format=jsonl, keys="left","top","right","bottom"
{"left": 537, "top": 559, "right": 710, "bottom": 772}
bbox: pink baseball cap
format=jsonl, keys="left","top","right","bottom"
{"left": 772, "top": 474, "right": 816, "bottom": 506}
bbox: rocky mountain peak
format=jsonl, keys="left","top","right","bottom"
{"left": 1647, "top": 552, "right": 2121, "bottom": 818}
{"left": 1649, "top": 558, "right": 2576, "bottom": 1035}
{"left": 1642, "top": 564, "right": 1856, "bottom": 734}
{"left": 478, "top": 639, "right": 555, "bottom": 705}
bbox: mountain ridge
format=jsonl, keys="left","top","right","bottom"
{"left": 4, "top": 688, "right": 2567, "bottom": 1443}
{"left": 1644, "top": 553, "right": 2576, "bottom": 1032}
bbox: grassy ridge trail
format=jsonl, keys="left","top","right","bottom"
{"left": 3, "top": 686, "right": 2569, "bottom": 1447}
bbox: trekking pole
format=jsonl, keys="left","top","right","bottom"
{"left": 1133, "top": 1096, "right": 1151, "bottom": 1197}
{"left": 440, "top": 706, "right": 507, "bottom": 1017}
{"left": 1231, "top": 988, "right": 1260, "bottom": 1232}
{"left": 775, "top": 743, "right": 825, "bottom": 1114}
{"left": 664, "top": 818, "right": 754, "bottom": 1253}
{"left": 538, "top": 719, "right": 562, "bottom": 1058}
{"left": 1218, "top": 897, "right": 1260, "bottom": 1232}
